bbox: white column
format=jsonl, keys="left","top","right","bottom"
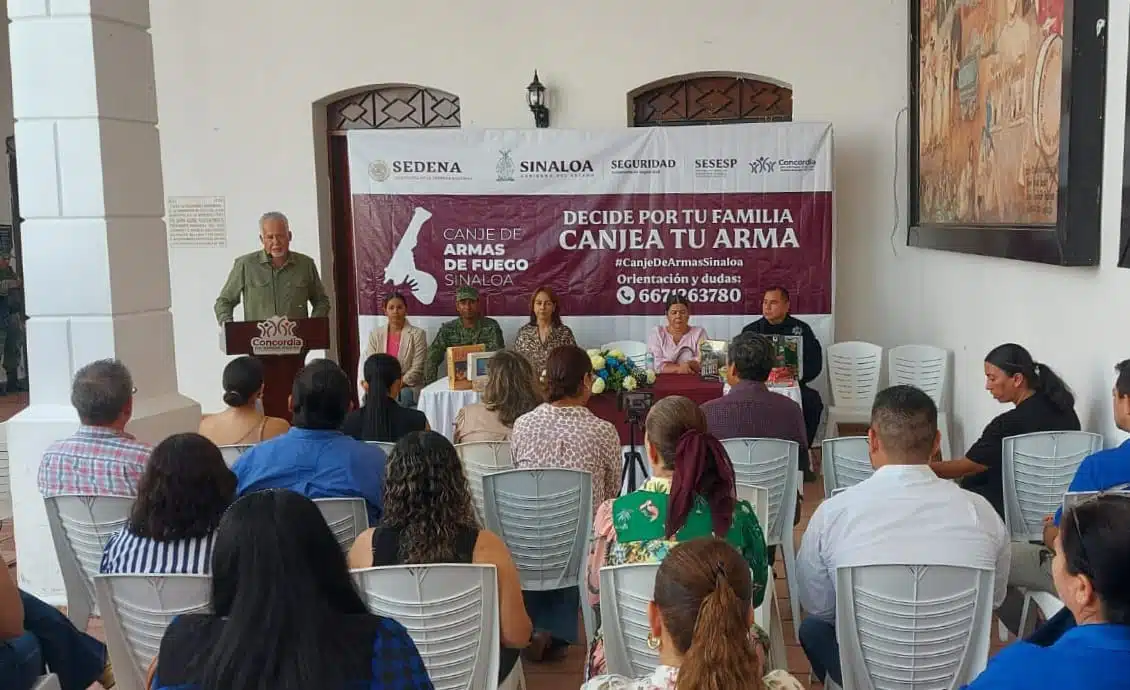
{"left": 6, "top": 0, "right": 200, "bottom": 600}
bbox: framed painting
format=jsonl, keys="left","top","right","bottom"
{"left": 907, "top": 0, "right": 1108, "bottom": 266}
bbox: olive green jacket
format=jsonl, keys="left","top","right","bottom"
{"left": 214, "top": 250, "right": 330, "bottom": 324}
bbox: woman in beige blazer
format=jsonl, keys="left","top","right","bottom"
{"left": 360, "top": 293, "right": 427, "bottom": 406}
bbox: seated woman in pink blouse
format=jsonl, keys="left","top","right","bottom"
{"left": 647, "top": 294, "right": 707, "bottom": 374}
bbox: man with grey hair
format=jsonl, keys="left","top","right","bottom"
{"left": 37, "top": 359, "right": 153, "bottom": 497}
{"left": 214, "top": 211, "right": 331, "bottom": 324}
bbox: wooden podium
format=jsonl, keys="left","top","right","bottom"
{"left": 222, "top": 317, "right": 330, "bottom": 421}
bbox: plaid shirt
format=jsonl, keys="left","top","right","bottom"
{"left": 37, "top": 425, "right": 152, "bottom": 498}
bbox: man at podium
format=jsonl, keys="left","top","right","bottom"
{"left": 214, "top": 211, "right": 331, "bottom": 323}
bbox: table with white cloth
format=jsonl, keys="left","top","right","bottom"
{"left": 418, "top": 377, "right": 481, "bottom": 441}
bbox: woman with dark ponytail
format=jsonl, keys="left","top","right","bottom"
{"left": 583, "top": 395, "right": 768, "bottom": 678}
{"left": 199, "top": 356, "right": 289, "bottom": 446}
{"left": 931, "top": 343, "right": 1080, "bottom": 518}
{"left": 582, "top": 538, "right": 803, "bottom": 690}
{"left": 341, "top": 354, "right": 428, "bottom": 442}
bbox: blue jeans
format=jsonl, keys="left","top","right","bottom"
{"left": 799, "top": 617, "right": 842, "bottom": 686}
{"left": 0, "top": 631, "right": 41, "bottom": 690}
{"left": 0, "top": 591, "right": 107, "bottom": 690}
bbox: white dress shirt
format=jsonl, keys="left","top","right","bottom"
{"left": 796, "top": 463, "right": 1010, "bottom": 622}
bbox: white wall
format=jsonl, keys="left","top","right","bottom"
{"left": 149, "top": 0, "right": 1130, "bottom": 454}
{"left": 149, "top": 0, "right": 907, "bottom": 411}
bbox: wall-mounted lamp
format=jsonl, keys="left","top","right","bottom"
{"left": 527, "top": 71, "right": 549, "bottom": 128}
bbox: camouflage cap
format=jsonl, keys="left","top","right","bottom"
{"left": 455, "top": 286, "right": 479, "bottom": 301}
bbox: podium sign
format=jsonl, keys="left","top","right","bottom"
{"left": 223, "top": 317, "right": 330, "bottom": 421}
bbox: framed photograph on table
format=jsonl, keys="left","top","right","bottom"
{"left": 907, "top": 0, "right": 1108, "bottom": 266}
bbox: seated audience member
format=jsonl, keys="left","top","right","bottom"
{"left": 702, "top": 332, "right": 808, "bottom": 456}
{"left": 742, "top": 287, "right": 824, "bottom": 446}
{"left": 100, "top": 433, "right": 235, "bottom": 575}
{"left": 798, "top": 385, "right": 1009, "bottom": 687}
{"left": 424, "top": 287, "right": 505, "bottom": 384}
{"left": 198, "top": 356, "right": 289, "bottom": 446}
{"left": 931, "top": 343, "right": 1080, "bottom": 518}
{"left": 585, "top": 395, "right": 768, "bottom": 678}
{"left": 150, "top": 490, "right": 433, "bottom": 690}
{"left": 235, "top": 359, "right": 386, "bottom": 523}
{"left": 0, "top": 562, "right": 115, "bottom": 690}
{"left": 38, "top": 359, "right": 151, "bottom": 498}
{"left": 582, "top": 538, "right": 804, "bottom": 690}
{"left": 359, "top": 292, "right": 427, "bottom": 406}
{"left": 1016, "top": 359, "right": 1130, "bottom": 595}
{"left": 341, "top": 354, "right": 428, "bottom": 443}
{"left": 453, "top": 350, "right": 541, "bottom": 444}
{"left": 647, "top": 294, "right": 707, "bottom": 374}
{"left": 964, "top": 495, "right": 1130, "bottom": 689}
{"left": 348, "top": 431, "right": 531, "bottom": 685}
{"left": 513, "top": 286, "right": 577, "bottom": 376}
{"left": 510, "top": 345, "right": 620, "bottom": 660}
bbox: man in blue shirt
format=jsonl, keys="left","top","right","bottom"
{"left": 235, "top": 358, "right": 386, "bottom": 523}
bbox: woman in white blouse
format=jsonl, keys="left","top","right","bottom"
{"left": 360, "top": 292, "right": 427, "bottom": 406}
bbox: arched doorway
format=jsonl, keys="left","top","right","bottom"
{"left": 324, "top": 85, "right": 460, "bottom": 398}
{"left": 629, "top": 72, "right": 793, "bottom": 126}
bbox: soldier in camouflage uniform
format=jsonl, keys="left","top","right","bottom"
{"left": 424, "top": 287, "right": 505, "bottom": 384}
{"left": 0, "top": 250, "right": 25, "bottom": 394}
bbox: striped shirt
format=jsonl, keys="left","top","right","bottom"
{"left": 38, "top": 425, "right": 152, "bottom": 498}
{"left": 100, "top": 527, "right": 216, "bottom": 575}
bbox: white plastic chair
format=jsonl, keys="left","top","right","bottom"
{"left": 455, "top": 441, "right": 513, "bottom": 520}
{"left": 353, "top": 564, "right": 503, "bottom": 690}
{"left": 601, "top": 340, "right": 648, "bottom": 365}
{"left": 44, "top": 495, "right": 134, "bottom": 629}
{"left": 1002, "top": 431, "right": 1103, "bottom": 542}
{"left": 888, "top": 345, "right": 952, "bottom": 459}
{"left": 721, "top": 438, "right": 801, "bottom": 641}
{"left": 312, "top": 497, "right": 369, "bottom": 551}
{"left": 0, "top": 446, "right": 11, "bottom": 521}
{"left": 821, "top": 436, "right": 874, "bottom": 498}
{"left": 599, "top": 562, "right": 660, "bottom": 677}
{"left": 735, "top": 484, "right": 787, "bottom": 670}
{"left": 94, "top": 574, "right": 211, "bottom": 690}
{"left": 32, "top": 675, "right": 60, "bottom": 690}
{"left": 826, "top": 342, "right": 884, "bottom": 438}
{"left": 481, "top": 469, "right": 592, "bottom": 592}
{"left": 365, "top": 440, "right": 397, "bottom": 455}
{"left": 218, "top": 444, "right": 252, "bottom": 467}
{"left": 829, "top": 564, "right": 995, "bottom": 690}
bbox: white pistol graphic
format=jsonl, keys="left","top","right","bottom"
{"left": 384, "top": 206, "right": 438, "bottom": 305}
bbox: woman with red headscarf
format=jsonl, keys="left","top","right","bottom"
{"left": 583, "top": 395, "right": 768, "bottom": 679}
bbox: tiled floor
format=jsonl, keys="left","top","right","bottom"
{"left": 3, "top": 421, "right": 1019, "bottom": 690}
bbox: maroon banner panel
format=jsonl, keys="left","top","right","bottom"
{"left": 351, "top": 192, "right": 832, "bottom": 317}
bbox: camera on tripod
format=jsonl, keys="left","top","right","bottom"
{"left": 619, "top": 389, "right": 654, "bottom": 425}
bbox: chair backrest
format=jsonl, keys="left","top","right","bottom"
{"left": 353, "top": 564, "right": 500, "bottom": 690}
{"left": 218, "top": 444, "right": 252, "bottom": 467}
{"left": 887, "top": 344, "right": 948, "bottom": 406}
{"left": 0, "top": 446, "right": 11, "bottom": 521}
{"left": 481, "top": 469, "right": 592, "bottom": 590}
{"left": 1002, "top": 431, "right": 1103, "bottom": 541}
{"left": 365, "top": 440, "right": 397, "bottom": 455}
{"left": 736, "top": 483, "right": 769, "bottom": 531}
{"left": 455, "top": 441, "right": 514, "bottom": 519}
{"left": 827, "top": 341, "right": 884, "bottom": 408}
{"left": 312, "top": 498, "right": 369, "bottom": 551}
{"left": 601, "top": 340, "right": 648, "bottom": 365}
{"left": 94, "top": 574, "right": 211, "bottom": 690}
{"left": 1063, "top": 487, "right": 1130, "bottom": 513}
{"left": 835, "top": 564, "right": 994, "bottom": 690}
{"left": 44, "top": 495, "right": 134, "bottom": 626}
{"left": 821, "top": 436, "right": 874, "bottom": 498}
{"left": 720, "top": 439, "right": 800, "bottom": 546}
{"left": 600, "top": 563, "right": 661, "bottom": 677}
